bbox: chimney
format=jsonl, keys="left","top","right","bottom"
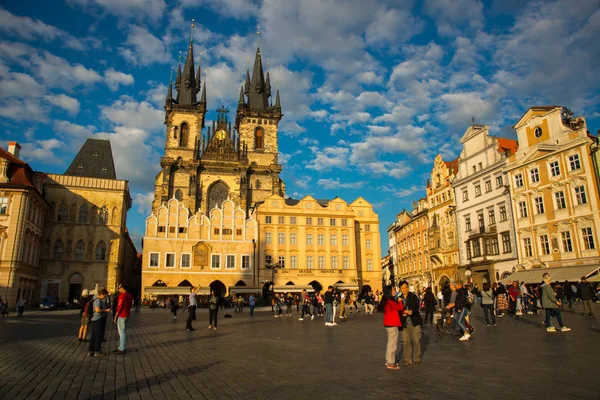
{"left": 8, "top": 142, "right": 21, "bottom": 159}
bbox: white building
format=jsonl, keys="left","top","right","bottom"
{"left": 453, "top": 124, "right": 520, "bottom": 285}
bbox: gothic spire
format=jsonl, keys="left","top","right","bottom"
{"left": 238, "top": 85, "right": 245, "bottom": 104}
{"left": 200, "top": 80, "right": 206, "bottom": 104}
{"left": 266, "top": 71, "right": 272, "bottom": 98}
{"left": 275, "top": 87, "right": 281, "bottom": 108}
{"left": 195, "top": 53, "right": 202, "bottom": 91}
{"left": 166, "top": 68, "right": 173, "bottom": 106}
{"left": 244, "top": 69, "right": 250, "bottom": 96}
{"left": 177, "top": 20, "right": 198, "bottom": 105}
{"left": 248, "top": 46, "right": 269, "bottom": 109}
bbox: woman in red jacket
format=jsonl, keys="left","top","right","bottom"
{"left": 379, "top": 287, "right": 404, "bottom": 370}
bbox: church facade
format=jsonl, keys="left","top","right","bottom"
{"left": 141, "top": 38, "right": 381, "bottom": 298}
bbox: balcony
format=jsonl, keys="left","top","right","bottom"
{"left": 468, "top": 225, "right": 498, "bottom": 239}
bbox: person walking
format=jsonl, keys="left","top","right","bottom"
{"left": 133, "top": 296, "right": 140, "bottom": 313}
{"left": 186, "top": 286, "right": 201, "bottom": 332}
{"left": 78, "top": 289, "right": 91, "bottom": 342}
{"left": 16, "top": 298, "right": 26, "bottom": 317}
{"left": 237, "top": 295, "right": 244, "bottom": 313}
{"left": 496, "top": 283, "right": 509, "bottom": 317}
{"left": 170, "top": 297, "right": 179, "bottom": 319}
{"left": 449, "top": 281, "right": 474, "bottom": 341}
{"left": 339, "top": 290, "right": 347, "bottom": 319}
{"left": 299, "top": 290, "right": 314, "bottom": 321}
{"left": 508, "top": 281, "right": 519, "bottom": 317}
{"left": 113, "top": 284, "right": 133, "bottom": 355}
{"left": 398, "top": 281, "right": 423, "bottom": 365}
{"left": 88, "top": 289, "right": 110, "bottom": 357}
{"left": 423, "top": 287, "right": 437, "bottom": 326}
{"left": 249, "top": 293, "right": 256, "bottom": 317}
{"left": 285, "top": 293, "right": 293, "bottom": 316}
{"left": 579, "top": 277, "right": 594, "bottom": 316}
{"left": 541, "top": 273, "right": 571, "bottom": 332}
{"left": 379, "top": 287, "right": 404, "bottom": 370}
{"left": 208, "top": 290, "right": 219, "bottom": 331}
{"left": 324, "top": 286, "right": 335, "bottom": 327}
{"left": 480, "top": 283, "right": 496, "bottom": 326}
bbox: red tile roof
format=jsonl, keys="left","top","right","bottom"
{"left": 497, "top": 138, "right": 519, "bottom": 156}
{"left": 444, "top": 158, "right": 459, "bottom": 174}
{"left": 0, "top": 147, "right": 36, "bottom": 188}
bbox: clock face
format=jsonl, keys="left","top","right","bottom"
{"left": 215, "top": 129, "right": 227, "bottom": 140}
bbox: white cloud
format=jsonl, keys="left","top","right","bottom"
{"left": 349, "top": 125, "right": 427, "bottom": 164}
{"left": 394, "top": 185, "right": 421, "bottom": 198}
{"left": 31, "top": 51, "right": 102, "bottom": 90}
{"left": 53, "top": 120, "right": 96, "bottom": 143}
{"left": 424, "top": 0, "right": 484, "bottom": 36}
{"left": 0, "top": 98, "right": 47, "bottom": 122}
{"left": 100, "top": 99, "right": 164, "bottom": 132}
{"left": 68, "top": 0, "right": 167, "bottom": 22}
{"left": 20, "top": 138, "right": 65, "bottom": 163}
{"left": 365, "top": 8, "right": 423, "bottom": 47}
{"left": 293, "top": 176, "right": 312, "bottom": 189}
{"left": 145, "top": 82, "right": 168, "bottom": 107}
{"left": 181, "top": 0, "right": 259, "bottom": 19}
{"left": 104, "top": 68, "right": 134, "bottom": 91}
{"left": 119, "top": 25, "right": 170, "bottom": 66}
{"left": 317, "top": 178, "right": 366, "bottom": 189}
{"left": 357, "top": 160, "right": 413, "bottom": 180}
{"left": 439, "top": 92, "right": 495, "bottom": 127}
{"left": 44, "top": 94, "right": 80, "bottom": 115}
{"left": 133, "top": 191, "right": 155, "bottom": 215}
{"left": 0, "top": 71, "right": 46, "bottom": 99}
{"left": 306, "top": 146, "right": 349, "bottom": 171}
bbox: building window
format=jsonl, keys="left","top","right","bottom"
{"left": 290, "top": 216, "right": 297, "bottom": 225}
{"left": 465, "top": 216, "right": 471, "bottom": 231}
{"left": 466, "top": 243, "right": 471, "bottom": 259}
{"left": 213, "top": 228, "right": 220, "bottom": 235}
{"left": 149, "top": 253, "right": 159, "bottom": 267}
{"left": 540, "top": 235, "right": 550, "bottom": 255}
{"left": 164, "top": 253, "right": 175, "bottom": 268}
{"left": 290, "top": 233, "right": 297, "bottom": 245}
{"left": 278, "top": 232, "right": 285, "bottom": 245}
{"left": 485, "top": 181, "right": 492, "bottom": 193}
{"left": 342, "top": 219, "right": 348, "bottom": 227}
{"left": 265, "top": 232, "right": 272, "bottom": 244}
{"left": 490, "top": 237, "right": 499, "bottom": 255}
{"left": 181, "top": 254, "right": 191, "bottom": 268}
{"left": 484, "top": 238, "right": 491, "bottom": 256}
{"left": 0, "top": 197, "right": 9, "bottom": 215}
{"left": 265, "top": 254, "right": 272, "bottom": 265}
{"left": 53, "top": 239, "right": 64, "bottom": 259}
{"left": 518, "top": 201, "right": 528, "bottom": 218}
{"left": 307, "top": 256, "right": 313, "bottom": 269}
{"left": 331, "top": 256, "right": 338, "bottom": 269}
{"left": 265, "top": 216, "right": 272, "bottom": 224}
{"left": 496, "top": 176, "right": 503, "bottom": 188}
{"left": 342, "top": 235, "right": 349, "bottom": 246}
{"left": 317, "top": 218, "right": 324, "bottom": 226}
{"left": 473, "top": 240, "right": 481, "bottom": 257}
{"left": 74, "top": 240, "right": 85, "bottom": 260}
{"left": 180, "top": 122, "right": 189, "bottom": 147}
{"left": 318, "top": 256, "right": 325, "bottom": 269}
{"left": 475, "top": 185, "right": 481, "bottom": 197}
{"left": 502, "top": 232, "right": 511, "bottom": 253}
{"left": 534, "top": 197, "right": 545, "bottom": 214}
{"left": 99, "top": 206, "right": 109, "bottom": 224}
{"left": 515, "top": 174, "right": 523, "bottom": 188}
{"left": 555, "top": 191, "right": 566, "bottom": 209}
{"left": 318, "top": 234, "right": 325, "bottom": 246}
{"left": 158, "top": 226, "right": 166, "bottom": 233}
{"left": 307, "top": 234, "right": 313, "bottom": 245}
{"left": 95, "top": 241, "right": 106, "bottom": 261}
{"left": 488, "top": 210, "right": 496, "bottom": 225}
{"left": 530, "top": 168, "right": 540, "bottom": 183}
{"left": 534, "top": 126, "right": 543, "bottom": 138}
{"left": 367, "top": 259, "right": 373, "bottom": 271}
{"left": 306, "top": 217, "right": 312, "bottom": 225}
{"left": 561, "top": 231, "right": 573, "bottom": 252}
{"left": 366, "top": 239, "right": 372, "bottom": 250}
{"left": 236, "top": 229, "right": 242, "bottom": 236}
{"left": 290, "top": 255, "right": 298, "bottom": 269}
{"left": 241, "top": 255, "right": 250, "bottom": 269}
{"left": 330, "top": 235, "right": 337, "bottom": 246}
{"left": 582, "top": 227, "right": 596, "bottom": 250}
{"left": 569, "top": 154, "right": 581, "bottom": 171}
{"left": 365, "top": 224, "right": 371, "bottom": 231}
{"left": 254, "top": 126, "right": 264, "bottom": 149}
{"left": 549, "top": 161, "right": 560, "bottom": 177}
{"left": 523, "top": 238, "right": 533, "bottom": 257}
{"left": 226, "top": 255, "right": 235, "bottom": 269}
{"left": 343, "top": 256, "right": 349, "bottom": 269}
{"left": 180, "top": 227, "right": 189, "bottom": 234}
{"left": 575, "top": 186, "right": 587, "bottom": 205}
{"left": 462, "top": 191, "right": 468, "bottom": 202}
{"left": 58, "top": 203, "right": 68, "bottom": 222}
{"left": 78, "top": 205, "right": 88, "bottom": 223}
{"left": 330, "top": 218, "right": 336, "bottom": 226}
{"left": 211, "top": 254, "right": 221, "bottom": 269}
{"left": 478, "top": 213, "right": 485, "bottom": 230}
{"left": 278, "top": 216, "right": 285, "bottom": 224}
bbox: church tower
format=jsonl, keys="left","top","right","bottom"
{"left": 152, "top": 23, "right": 207, "bottom": 213}
{"left": 235, "top": 46, "right": 285, "bottom": 209}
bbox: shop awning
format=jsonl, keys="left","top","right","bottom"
{"left": 229, "top": 286, "right": 261, "bottom": 294}
{"left": 144, "top": 286, "right": 210, "bottom": 296}
{"left": 272, "top": 285, "right": 314, "bottom": 293}
{"left": 499, "top": 265, "right": 600, "bottom": 285}
{"left": 334, "top": 283, "right": 359, "bottom": 291}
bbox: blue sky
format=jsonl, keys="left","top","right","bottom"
{"left": 1, "top": 0, "right": 599, "bottom": 252}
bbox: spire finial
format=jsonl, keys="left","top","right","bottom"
{"left": 190, "top": 18, "right": 195, "bottom": 43}
{"left": 178, "top": 50, "right": 182, "bottom": 65}
{"left": 472, "top": 116, "right": 475, "bottom": 127}
{"left": 256, "top": 24, "right": 260, "bottom": 47}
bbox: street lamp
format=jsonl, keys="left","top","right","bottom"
{"left": 265, "top": 262, "right": 284, "bottom": 293}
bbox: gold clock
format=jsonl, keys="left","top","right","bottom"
{"left": 215, "top": 129, "right": 227, "bottom": 140}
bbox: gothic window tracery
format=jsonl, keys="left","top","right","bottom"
{"left": 99, "top": 206, "right": 109, "bottom": 224}
{"left": 255, "top": 126, "right": 264, "bottom": 150}
{"left": 175, "top": 189, "right": 183, "bottom": 201}
{"left": 208, "top": 181, "right": 229, "bottom": 212}
{"left": 96, "top": 241, "right": 106, "bottom": 261}
{"left": 180, "top": 122, "right": 189, "bottom": 147}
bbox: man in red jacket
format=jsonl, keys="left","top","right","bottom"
{"left": 113, "top": 284, "right": 133, "bottom": 355}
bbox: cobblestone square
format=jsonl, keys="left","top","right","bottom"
{"left": 0, "top": 305, "right": 598, "bottom": 400}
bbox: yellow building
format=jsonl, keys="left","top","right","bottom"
{"left": 427, "top": 155, "right": 459, "bottom": 288}
{"left": 38, "top": 138, "right": 140, "bottom": 302}
{"left": 504, "top": 106, "right": 600, "bottom": 272}
{"left": 255, "top": 195, "right": 381, "bottom": 294}
{"left": 0, "top": 143, "right": 50, "bottom": 306}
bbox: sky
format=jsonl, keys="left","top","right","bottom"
{"left": 1, "top": 0, "right": 599, "bottom": 253}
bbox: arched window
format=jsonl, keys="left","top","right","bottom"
{"left": 79, "top": 205, "right": 88, "bottom": 223}
{"left": 207, "top": 181, "right": 229, "bottom": 212}
{"left": 57, "top": 202, "right": 68, "bottom": 222}
{"left": 74, "top": 240, "right": 85, "bottom": 260}
{"left": 95, "top": 241, "right": 106, "bottom": 261}
{"left": 175, "top": 189, "right": 183, "bottom": 201}
{"left": 99, "top": 206, "right": 109, "bottom": 224}
{"left": 254, "top": 126, "right": 264, "bottom": 150}
{"left": 179, "top": 122, "right": 189, "bottom": 147}
{"left": 111, "top": 207, "right": 119, "bottom": 225}
{"left": 53, "top": 239, "right": 64, "bottom": 259}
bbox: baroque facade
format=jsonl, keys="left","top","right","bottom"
{"left": 453, "top": 125, "right": 519, "bottom": 286}
{"left": 504, "top": 106, "right": 600, "bottom": 269}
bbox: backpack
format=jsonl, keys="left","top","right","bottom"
{"left": 86, "top": 298, "right": 95, "bottom": 317}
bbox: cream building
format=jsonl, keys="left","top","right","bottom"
{"left": 453, "top": 124, "right": 519, "bottom": 285}
{"left": 255, "top": 195, "right": 381, "bottom": 294}
{"left": 504, "top": 106, "right": 600, "bottom": 272}
{"left": 39, "top": 138, "right": 140, "bottom": 302}
{"left": 427, "top": 155, "right": 460, "bottom": 289}
{"left": 0, "top": 143, "right": 50, "bottom": 306}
